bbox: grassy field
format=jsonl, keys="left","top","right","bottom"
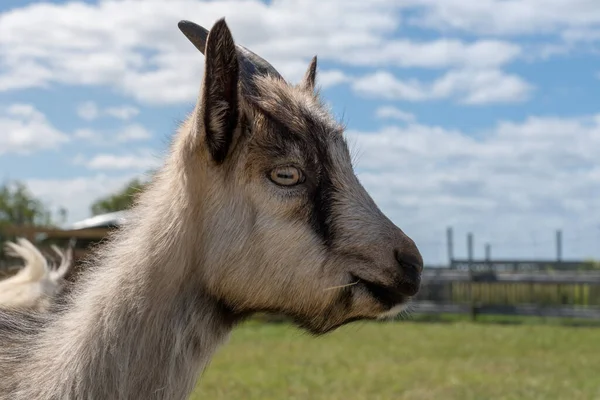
{"left": 191, "top": 317, "right": 600, "bottom": 400}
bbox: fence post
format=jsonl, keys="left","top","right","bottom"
{"left": 556, "top": 230, "right": 562, "bottom": 263}
{"left": 467, "top": 233, "right": 477, "bottom": 321}
{"left": 446, "top": 226, "right": 454, "bottom": 267}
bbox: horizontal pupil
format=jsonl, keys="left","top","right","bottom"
{"left": 278, "top": 172, "right": 294, "bottom": 179}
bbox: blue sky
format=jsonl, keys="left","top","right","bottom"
{"left": 1, "top": 0, "right": 600, "bottom": 264}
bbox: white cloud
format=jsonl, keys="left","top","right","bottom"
{"left": 0, "top": 0, "right": 529, "bottom": 105}
{"left": 104, "top": 105, "right": 140, "bottom": 120}
{"left": 25, "top": 173, "right": 143, "bottom": 224}
{"left": 0, "top": 0, "right": 393, "bottom": 103}
{"left": 353, "top": 72, "right": 428, "bottom": 101}
{"left": 347, "top": 112, "right": 600, "bottom": 262}
{"left": 115, "top": 124, "right": 151, "bottom": 142}
{"left": 76, "top": 101, "right": 140, "bottom": 121}
{"left": 353, "top": 69, "right": 533, "bottom": 104}
{"left": 73, "top": 128, "right": 97, "bottom": 140}
{"left": 73, "top": 123, "right": 152, "bottom": 144}
{"left": 338, "top": 39, "right": 522, "bottom": 69}
{"left": 403, "top": 0, "right": 600, "bottom": 36}
{"left": 317, "top": 70, "right": 351, "bottom": 88}
{"left": 76, "top": 101, "right": 99, "bottom": 121}
{"left": 0, "top": 104, "right": 69, "bottom": 154}
{"left": 431, "top": 69, "right": 533, "bottom": 105}
{"left": 561, "top": 27, "right": 600, "bottom": 43}
{"left": 73, "top": 149, "right": 160, "bottom": 171}
{"left": 375, "top": 106, "right": 416, "bottom": 122}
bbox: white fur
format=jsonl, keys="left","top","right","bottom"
{"left": 377, "top": 301, "right": 411, "bottom": 320}
{"left": 0, "top": 238, "right": 73, "bottom": 311}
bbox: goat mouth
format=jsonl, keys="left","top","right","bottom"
{"left": 351, "top": 274, "right": 409, "bottom": 309}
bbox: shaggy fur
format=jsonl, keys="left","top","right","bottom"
{"left": 0, "top": 18, "right": 423, "bottom": 400}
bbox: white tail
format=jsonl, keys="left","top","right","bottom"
{"left": 49, "top": 242, "right": 74, "bottom": 282}
{"left": 0, "top": 238, "right": 74, "bottom": 311}
{"left": 2, "top": 238, "right": 48, "bottom": 284}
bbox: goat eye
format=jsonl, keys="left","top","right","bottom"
{"left": 269, "top": 166, "right": 304, "bottom": 186}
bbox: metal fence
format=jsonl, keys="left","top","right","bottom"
{"left": 413, "top": 268, "right": 600, "bottom": 319}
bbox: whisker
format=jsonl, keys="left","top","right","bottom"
{"left": 323, "top": 281, "right": 359, "bottom": 291}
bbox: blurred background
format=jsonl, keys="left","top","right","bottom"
{"left": 1, "top": 1, "right": 600, "bottom": 399}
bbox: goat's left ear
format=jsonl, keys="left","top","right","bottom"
{"left": 300, "top": 55, "right": 318, "bottom": 92}
{"left": 200, "top": 18, "right": 240, "bottom": 164}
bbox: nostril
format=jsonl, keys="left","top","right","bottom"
{"left": 394, "top": 249, "right": 424, "bottom": 275}
{"left": 393, "top": 247, "right": 423, "bottom": 297}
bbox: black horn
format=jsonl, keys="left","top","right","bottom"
{"left": 178, "top": 19, "right": 284, "bottom": 96}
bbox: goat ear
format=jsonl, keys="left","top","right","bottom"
{"left": 200, "top": 18, "right": 240, "bottom": 164}
{"left": 300, "top": 55, "right": 318, "bottom": 92}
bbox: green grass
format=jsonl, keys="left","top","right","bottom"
{"left": 191, "top": 318, "right": 600, "bottom": 400}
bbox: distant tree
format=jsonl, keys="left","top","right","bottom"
{"left": 0, "top": 181, "right": 54, "bottom": 226}
{"left": 583, "top": 258, "right": 600, "bottom": 271}
{"left": 0, "top": 180, "right": 57, "bottom": 261}
{"left": 90, "top": 177, "right": 148, "bottom": 216}
{"left": 57, "top": 207, "right": 68, "bottom": 225}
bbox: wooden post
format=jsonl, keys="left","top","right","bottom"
{"left": 467, "top": 233, "right": 474, "bottom": 269}
{"left": 467, "top": 232, "right": 476, "bottom": 321}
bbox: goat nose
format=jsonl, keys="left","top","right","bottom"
{"left": 396, "top": 250, "right": 423, "bottom": 274}
{"left": 394, "top": 247, "right": 423, "bottom": 296}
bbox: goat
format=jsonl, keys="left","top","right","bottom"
{"left": 0, "top": 18, "right": 423, "bottom": 400}
{"left": 0, "top": 238, "right": 73, "bottom": 311}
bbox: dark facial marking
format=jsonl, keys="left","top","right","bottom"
{"left": 302, "top": 116, "right": 337, "bottom": 248}
{"left": 310, "top": 149, "right": 335, "bottom": 247}
{"left": 252, "top": 104, "right": 338, "bottom": 247}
